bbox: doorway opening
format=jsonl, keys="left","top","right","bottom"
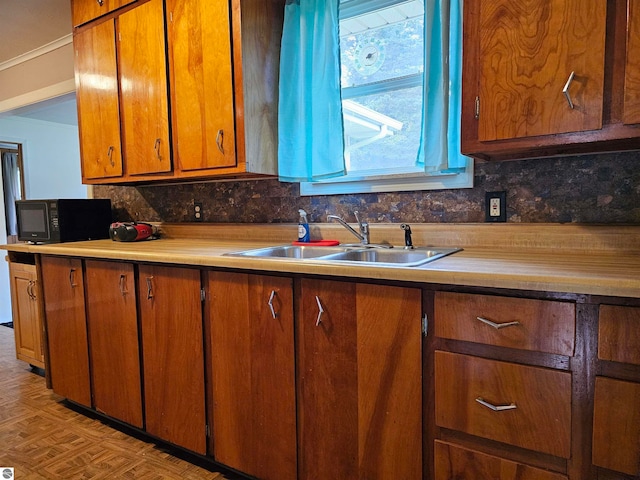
{"left": 0, "top": 142, "right": 26, "bottom": 244}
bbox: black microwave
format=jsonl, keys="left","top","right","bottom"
{"left": 16, "top": 199, "right": 112, "bottom": 243}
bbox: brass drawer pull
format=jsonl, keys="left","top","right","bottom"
{"left": 476, "top": 397, "right": 517, "bottom": 412}
{"left": 476, "top": 316, "right": 520, "bottom": 330}
{"left": 562, "top": 71, "right": 576, "bottom": 109}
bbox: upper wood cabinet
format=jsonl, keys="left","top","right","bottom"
{"left": 624, "top": 0, "right": 640, "bottom": 124}
{"left": 71, "top": 0, "right": 137, "bottom": 27}
{"left": 462, "top": 0, "right": 640, "bottom": 161}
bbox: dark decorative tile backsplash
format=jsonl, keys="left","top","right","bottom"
{"left": 95, "top": 151, "right": 640, "bottom": 224}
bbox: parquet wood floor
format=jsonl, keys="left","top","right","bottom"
{"left": 0, "top": 326, "right": 244, "bottom": 479}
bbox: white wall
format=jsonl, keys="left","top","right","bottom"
{"left": 0, "top": 116, "right": 86, "bottom": 324}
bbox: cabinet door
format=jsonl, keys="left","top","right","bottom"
{"left": 85, "top": 260, "right": 142, "bottom": 428}
{"left": 207, "top": 272, "right": 296, "bottom": 479}
{"left": 593, "top": 377, "right": 640, "bottom": 476}
{"left": 475, "top": 0, "right": 606, "bottom": 141}
{"left": 118, "top": 0, "right": 171, "bottom": 176}
{"left": 166, "top": 0, "right": 237, "bottom": 172}
{"left": 297, "top": 279, "right": 422, "bottom": 479}
{"left": 8, "top": 262, "right": 44, "bottom": 368}
{"left": 74, "top": 20, "right": 123, "bottom": 180}
{"left": 40, "top": 257, "right": 91, "bottom": 407}
{"left": 71, "top": 0, "right": 137, "bottom": 27}
{"left": 138, "top": 265, "right": 206, "bottom": 454}
{"left": 624, "top": 0, "right": 640, "bottom": 124}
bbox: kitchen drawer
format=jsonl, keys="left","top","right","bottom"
{"left": 435, "top": 440, "right": 568, "bottom": 480}
{"left": 593, "top": 377, "right": 640, "bottom": 476}
{"left": 435, "top": 292, "right": 575, "bottom": 356}
{"left": 435, "top": 351, "right": 572, "bottom": 458}
{"left": 598, "top": 305, "right": 640, "bottom": 365}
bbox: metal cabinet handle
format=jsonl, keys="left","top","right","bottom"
{"left": 315, "top": 295, "right": 324, "bottom": 326}
{"left": 146, "top": 276, "right": 154, "bottom": 300}
{"left": 69, "top": 268, "right": 78, "bottom": 288}
{"left": 562, "top": 71, "right": 576, "bottom": 109}
{"left": 107, "top": 145, "right": 115, "bottom": 167}
{"left": 268, "top": 290, "right": 278, "bottom": 319}
{"left": 27, "top": 281, "right": 35, "bottom": 300}
{"left": 97, "top": 0, "right": 104, "bottom": 5}
{"left": 154, "top": 138, "right": 162, "bottom": 160}
{"left": 476, "top": 316, "right": 520, "bottom": 330}
{"left": 476, "top": 397, "right": 517, "bottom": 412}
{"left": 215, "top": 129, "right": 224, "bottom": 154}
{"left": 119, "top": 274, "right": 127, "bottom": 296}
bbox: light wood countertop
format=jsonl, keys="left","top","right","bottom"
{"left": 3, "top": 223, "right": 640, "bottom": 298}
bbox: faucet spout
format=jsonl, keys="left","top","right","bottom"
{"left": 327, "top": 211, "right": 370, "bottom": 245}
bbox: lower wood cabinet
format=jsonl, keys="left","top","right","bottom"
{"left": 206, "top": 271, "right": 296, "bottom": 480}
{"left": 297, "top": 279, "right": 423, "bottom": 479}
{"left": 8, "top": 260, "right": 45, "bottom": 368}
{"left": 85, "top": 260, "right": 142, "bottom": 428}
{"left": 435, "top": 441, "right": 568, "bottom": 480}
{"left": 138, "top": 264, "right": 206, "bottom": 454}
{"left": 40, "top": 256, "right": 91, "bottom": 407}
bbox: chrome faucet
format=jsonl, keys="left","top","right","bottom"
{"left": 327, "top": 211, "right": 370, "bottom": 245}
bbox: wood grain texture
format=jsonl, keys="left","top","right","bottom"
{"left": 207, "top": 271, "right": 296, "bottom": 479}
{"left": 624, "top": 0, "right": 640, "bottom": 124}
{"left": 598, "top": 304, "right": 640, "bottom": 365}
{"left": 74, "top": 20, "right": 123, "bottom": 180}
{"left": 118, "top": 0, "right": 171, "bottom": 176}
{"left": 434, "top": 291, "right": 576, "bottom": 356}
{"left": 479, "top": 0, "right": 606, "bottom": 141}
{"left": 40, "top": 257, "right": 91, "bottom": 407}
{"left": 71, "top": 0, "right": 137, "bottom": 27}
{"left": 434, "top": 440, "right": 567, "bottom": 480}
{"left": 435, "top": 351, "right": 572, "bottom": 458}
{"left": 296, "top": 279, "right": 422, "bottom": 479}
{"left": 592, "top": 376, "right": 640, "bottom": 476}
{"left": 166, "top": 0, "right": 237, "bottom": 172}
{"left": 138, "top": 264, "right": 206, "bottom": 454}
{"left": 8, "top": 261, "right": 44, "bottom": 368}
{"left": 85, "top": 260, "right": 142, "bottom": 428}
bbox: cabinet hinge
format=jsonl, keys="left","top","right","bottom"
{"left": 201, "top": 287, "right": 206, "bottom": 302}
{"left": 474, "top": 96, "right": 480, "bottom": 120}
{"left": 422, "top": 313, "right": 428, "bottom": 337}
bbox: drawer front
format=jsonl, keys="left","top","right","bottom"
{"left": 598, "top": 305, "right": 640, "bottom": 365}
{"left": 435, "top": 292, "right": 575, "bottom": 356}
{"left": 593, "top": 377, "right": 640, "bottom": 476}
{"left": 435, "top": 441, "right": 568, "bottom": 480}
{"left": 435, "top": 351, "right": 572, "bottom": 458}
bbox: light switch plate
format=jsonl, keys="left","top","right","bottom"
{"left": 485, "top": 191, "right": 507, "bottom": 222}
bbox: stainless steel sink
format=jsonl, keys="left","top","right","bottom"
{"left": 225, "top": 245, "right": 461, "bottom": 267}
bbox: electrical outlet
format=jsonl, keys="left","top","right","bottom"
{"left": 193, "top": 202, "right": 203, "bottom": 222}
{"left": 485, "top": 191, "right": 506, "bottom": 222}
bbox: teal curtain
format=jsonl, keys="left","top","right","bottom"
{"left": 277, "top": 0, "right": 346, "bottom": 182}
{"left": 416, "top": 0, "right": 467, "bottom": 174}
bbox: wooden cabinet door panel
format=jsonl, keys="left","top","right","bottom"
{"left": 624, "top": 0, "right": 640, "bottom": 124}
{"left": 166, "top": 0, "right": 237, "bottom": 172}
{"left": 9, "top": 262, "right": 43, "bottom": 366}
{"left": 435, "top": 440, "right": 568, "bottom": 480}
{"left": 85, "top": 260, "right": 142, "bottom": 428}
{"left": 74, "top": 20, "right": 123, "bottom": 180}
{"left": 478, "top": 0, "right": 606, "bottom": 141}
{"left": 138, "top": 265, "right": 206, "bottom": 454}
{"left": 598, "top": 304, "right": 640, "bottom": 365}
{"left": 71, "top": 0, "right": 137, "bottom": 27}
{"left": 207, "top": 272, "right": 296, "bottom": 480}
{"left": 435, "top": 351, "right": 571, "bottom": 458}
{"left": 593, "top": 377, "right": 640, "bottom": 476}
{"left": 40, "top": 257, "right": 91, "bottom": 407}
{"left": 297, "top": 279, "right": 422, "bottom": 479}
{"left": 435, "top": 292, "right": 575, "bottom": 355}
{"left": 118, "top": 0, "right": 171, "bottom": 176}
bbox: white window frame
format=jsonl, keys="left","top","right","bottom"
{"left": 300, "top": 0, "right": 473, "bottom": 196}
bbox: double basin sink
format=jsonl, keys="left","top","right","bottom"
{"left": 224, "top": 244, "right": 461, "bottom": 268}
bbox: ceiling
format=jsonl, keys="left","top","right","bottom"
{"left": 0, "top": 0, "right": 77, "bottom": 125}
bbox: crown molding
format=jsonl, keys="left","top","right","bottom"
{"left": 0, "top": 79, "right": 76, "bottom": 115}
{"left": 0, "top": 34, "right": 73, "bottom": 72}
